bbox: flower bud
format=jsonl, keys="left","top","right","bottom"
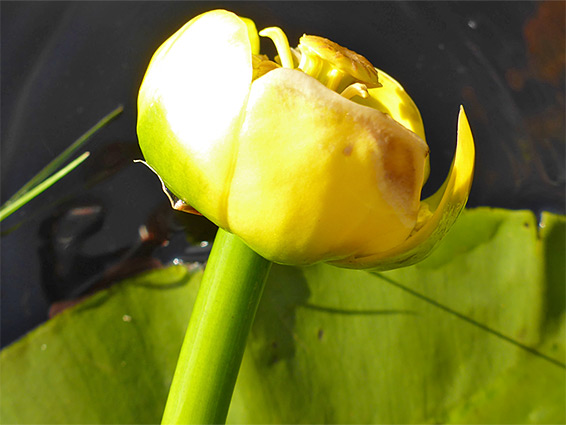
{"left": 137, "top": 9, "right": 475, "bottom": 270}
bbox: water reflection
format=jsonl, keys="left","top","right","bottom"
{"left": 33, "top": 138, "right": 217, "bottom": 318}
{"left": 42, "top": 199, "right": 217, "bottom": 317}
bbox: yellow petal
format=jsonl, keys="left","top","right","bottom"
{"left": 239, "top": 17, "right": 260, "bottom": 55}
{"left": 227, "top": 68, "right": 429, "bottom": 265}
{"left": 137, "top": 10, "right": 253, "bottom": 226}
{"left": 361, "top": 69, "right": 426, "bottom": 140}
{"left": 331, "top": 106, "right": 475, "bottom": 270}
{"left": 355, "top": 68, "right": 429, "bottom": 183}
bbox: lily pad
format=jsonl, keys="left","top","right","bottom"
{"left": 0, "top": 264, "right": 202, "bottom": 424}
{"left": 1, "top": 208, "right": 564, "bottom": 424}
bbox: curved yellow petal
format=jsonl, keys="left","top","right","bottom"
{"left": 360, "top": 69, "right": 426, "bottom": 140}
{"left": 227, "top": 68, "right": 429, "bottom": 265}
{"left": 239, "top": 17, "right": 260, "bottom": 55}
{"left": 137, "top": 10, "right": 253, "bottom": 226}
{"left": 331, "top": 106, "right": 475, "bottom": 270}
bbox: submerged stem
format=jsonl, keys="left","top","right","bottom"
{"left": 162, "top": 228, "right": 272, "bottom": 424}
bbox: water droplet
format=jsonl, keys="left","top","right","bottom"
{"left": 467, "top": 19, "right": 477, "bottom": 29}
{"left": 438, "top": 43, "right": 445, "bottom": 51}
{"left": 172, "top": 258, "right": 182, "bottom": 265}
{"left": 122, "top": 314, "right": 132, "bottom": 322}
{"left": 41, "top": 344, "right": 47, "bottom": 351}
{"left": 200, "top": 241, "right": 209, "bottom": 248}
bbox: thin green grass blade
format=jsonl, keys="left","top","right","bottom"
{"left": 3, "top": 105, "right": 123, "bottom": 206}
{"left": 0, "top": 152, "right": 90, "bottom": 222}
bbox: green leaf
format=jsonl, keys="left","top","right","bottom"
{"left": 1, "top": 208, "right": 564, "bottom": 424}
{"left": 230, "top": 208, "right": 565, "bottom": 424}
{"left": 0, "top": 265, "right": 203, "bottom": 424}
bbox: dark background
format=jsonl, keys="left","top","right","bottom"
{"left": 1, "top": 1, "right": 564, "bottom": 348}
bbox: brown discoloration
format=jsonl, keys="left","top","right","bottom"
{"left": 381, "top": 133, "right": 417, "bottom": 210}
{"left": 343, "top": 144, "right": 353, "bottom": 156}
{"left": 172, "top": 199, "right": 202, "bottom": 216}
{"left": 360, "top": 110, "right": 428, "bottom": 213}
{"left": 165, "top": 182, "right": 202, "bottom": 215}
{"left": 134, "top": 159, "right": 202, "bottom": 216}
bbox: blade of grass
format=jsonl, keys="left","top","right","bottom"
{"left": 3, "top": 105, "right": 123, "bottom": 206}
{"left": 0, "top": 152, "right": 90, "bottom": 222}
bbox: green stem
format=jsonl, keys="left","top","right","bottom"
{"left": 162, "top": 228, "right": 272, "bottom": 424}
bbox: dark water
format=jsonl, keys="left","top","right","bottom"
{"left": 1, "top": 1, "right": 564, "bottom": 347}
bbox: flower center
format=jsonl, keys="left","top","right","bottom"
{"left": 259, "top": 27, "right": 381, "bottom": 99}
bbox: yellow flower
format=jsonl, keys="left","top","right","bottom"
{"left": 137, "top": 9, "right": 475, "bottom": 270}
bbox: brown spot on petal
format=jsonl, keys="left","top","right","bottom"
{"left": 381, "top": 133, "right": 416, "bottom": 211}
{"left": 162, "top": 180, "right": 202, "bottom": 215}
{"left": 134, "top": 159, "right": 202, "bottom": 216}
{"left": 172, "top": 199, "right": 203, "bottom": 216}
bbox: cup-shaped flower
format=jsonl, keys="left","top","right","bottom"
{"left": 137, "top": 9, "right": 475, "bottom": 270}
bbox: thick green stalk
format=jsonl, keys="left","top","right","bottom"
{"left": 162, "top": 228, "right": 272, "bottom": 424}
